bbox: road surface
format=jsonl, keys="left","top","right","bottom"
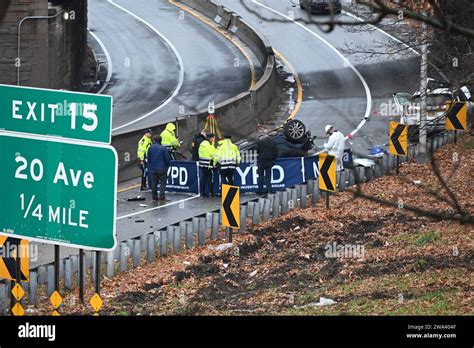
{"left": 216, "top": 0, "right": 420, "bottom": 155}
{"left": 88, "top": 0, "right": 254, "bottom": 135}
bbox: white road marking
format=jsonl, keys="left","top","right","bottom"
{"left": 116, "top": 195, "right": 200, "bottom": 220}
{"left": 252, "top": 0, "right": 372, "bottom": 138}
{"left": 341, "top": 10, "right": 420, "bottom": 56}
{"left": 88, "top": 29, "right": 113, "bottom": 95}
{"left": 108, "top": 0, "right": 185, "bottom": 132}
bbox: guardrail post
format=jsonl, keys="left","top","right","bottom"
{"left": 272, "top": 192, "right": 280, "bottom": 218}
{"left": 374, "top": 160, "right": 382, "bottom": 178}
{"left": 160, "top": 230, "right": 168, "bottom": 256}
{"left": 307, "top": 180, "right": 315, "bottom": 197}
{"left": 247, "top": 202, "right": 255, "bottom": 217}
{"left": 37, "top": 265, "right": 46, "bottom": 285}
{"left": 140, "top": 234, "right": 147, "bottom": 252}
{"left": 206, "top": 212, "right": 213, "bottom": 229}
{"left": 281, "top": 191, "right": 289, "bottom": 214}
{"left": 132, "top": 239, "right": 141, "bottom": 268}
{"left": 290, "top": 188, "right": 298, "bottom": 209}
{"left": 337, "top": 172, "right": 346, "bottom": 192}
{"left": 173, "top": 226, "right": 181, "bottom": 252}
{"left": 311, "top": 181, "right": 319, "bottom": 204}
{"left": 186, "top": 222, "right": 194, "bottom": 249}
{"left": 300, "top": 184, "right": 308, "bottom": 208}
{"left": 364, "top": 166, "right": 373, "bottom": 182}
{"left": 105, "top": 251, "right": 115, "bottom": 278}
{"left": 166, "top": 226, "right": 173, "bottom": 251}
{"left": 239, "top": 205, "right": 247, "bottom": 233}
{"left": 198, "top": 218, "right": 206, "bottom": 245}
{"left": 28, "top": 272, "right": 38, "bottom": 305}
{"left": 147, "top": 233, "right": 156, "bottom": 262}
{"left": 64, "top": 259, "right": 73, "bottom": 290}
{"left": 119, "top": 241, "right": 128, "bottom": 273}
{"left": 262, "top": 198, "right": 271, "bottom": 221}
{"left": 211, "top": 212, "right": 220, "bottom": 240}
{"left": 252, "top": 200, "right": 261, "bottom": 224}
{"left": 46, "top": 265, "right": 55, "bottom": 296}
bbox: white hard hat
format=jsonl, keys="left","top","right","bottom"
{"left": 325, "top": 125, "right": 334, "bottom": 134}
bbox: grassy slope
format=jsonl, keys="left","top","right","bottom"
{"left": 30, "top": 135, "right": 474, "bottom": 315}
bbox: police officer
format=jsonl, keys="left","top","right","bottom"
{"left": 137, "top": 129, "right": 153, "bottom": 191}
{"left": 215, "top": 135, "right": 240, "bottom": 186}
{"left": 160, "top": 123, "right": 181, "bottom": 159}
{"left": 198, "top": 133, "right": 216, "bottom": 197}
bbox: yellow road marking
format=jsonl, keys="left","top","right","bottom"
{"left": 169, "top": 0, "right": 257, "bottom": 88}
{"left": 273, "top": 48, "right": 303, "bottom": 120}
{"left": 117, "top": 183, "right": 141, "bottom": 193}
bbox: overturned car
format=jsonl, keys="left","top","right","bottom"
{"left": 237, "top": 119, "right": 317, "bottom": 159}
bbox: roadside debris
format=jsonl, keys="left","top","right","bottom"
{"left": 127, "top": 196, "right": 146, "bottom": 202}
{"left": 295, "top": 297, "right": 337, "bottom": 308}
{"left": 208, "top": 243, "right": 233, "bottom": 252}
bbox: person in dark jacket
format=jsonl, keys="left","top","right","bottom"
{"left": 147, "top": 135, "right": 172, "bottom": 201}
{"left": 256, "top": 130, "right": 277, "bottom": 195}
{"left": 191, "top": 130, "right": 208, "bottom": 161}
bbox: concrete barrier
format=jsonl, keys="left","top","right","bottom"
{"left": 114, "top": 0, "right": 280, "bottom": 182}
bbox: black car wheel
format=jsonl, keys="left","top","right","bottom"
{"left": 284, "top": 119, "right": 306, "bottom": 143}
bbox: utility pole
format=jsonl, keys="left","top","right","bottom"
{"left": 418, "top": 13, "right": 429, "bottom": 162}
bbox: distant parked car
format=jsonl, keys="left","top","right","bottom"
{"left": 393, "top": 78, "right": 471, "bottom": 139}
{"left": 299, "top": 0, "right": 342, "bottom": 14}
{"left": 238, "top": 119, "right": 317, "bottom": 159}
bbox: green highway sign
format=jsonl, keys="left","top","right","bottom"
{"left": 0, "top": 132, "right": 117, "bottom": 250}
{"left": 0, "top": 84, "right": 112, "bottom": 144}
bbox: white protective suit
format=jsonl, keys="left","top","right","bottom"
{"left": 323, "top": 130, "right": 346, "bottom": 171}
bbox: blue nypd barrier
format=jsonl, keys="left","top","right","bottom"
{"left": 235, "top": 158, "right": 306, "bottom": 193}
{"left": 304, "top": 155, "right": 320, "bottom": 181}
{"left": 166, "top": 161, "right": 200, "bottom": 194}
{"left": 165, "top": 158, "right": 307, "bottom": 194}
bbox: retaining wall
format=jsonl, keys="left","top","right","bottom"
{"left": 113, "top": 0, "right": 280, "bottom": 182}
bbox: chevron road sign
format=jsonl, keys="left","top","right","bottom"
{"left": 222, "top": 184, "right": 240, "bottom": 229}
{"left": 389, "top": 122, "right": 408, "bottom": 156}
{"left": 0, "top": 236, "right": 29, "bottom": 281}
{"left": 446, "top": 102, "right": 467, "bottom": 131}
{"left": 319, "top": 154, "right": 336, "bottom": 192}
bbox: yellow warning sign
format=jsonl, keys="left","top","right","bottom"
{"left": 0, "top": 237, "right": 29, "bottom": 281}
{"left": 319, "top": 154, "right": 336, "bottom": 192}
{"left": 389, "top": 122, "right": 408, "bottom": 156}
{"left": 52, "top": 310, "right": 60, "bottom": 316}
{"left": 12, "top": 302, "right": 25, "bottom": 316}
{"left": 446, "top": 101, "right": 467, "bottom": 131}
{"left": 221, "top": 184, "right": 240, "bottom": 229}
{"left": 50, "top": 291, "right": 63, "bottom": 309}
{"left": 11, "top": 283, "right": 25, "bottom": 301}
{"left": 90, "top": 293, "right": 103, "bottom": 312}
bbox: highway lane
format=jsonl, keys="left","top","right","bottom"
{"left": 29, "top": 0, "right": 255, "bottom": 268}
{"left": 88, "top": 0, "right": 181, "bottom": 131}
{"left": 90, "top": 0, "right": 253, "bottom": 135}
{"left": 217, "top": 0, "right": 421, "bottom": 155}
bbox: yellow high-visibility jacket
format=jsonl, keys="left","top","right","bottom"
{"left": 160, "top": 123, "right": 180, "bottom": 150}
{"left": 215, "top": 139, "right": 240, "bottom": 170}
{"left": 137, "top": 135, "right": 152, "bottom": 161}
{"left": 198, "top": 139, "right": 216, "bottom": 168}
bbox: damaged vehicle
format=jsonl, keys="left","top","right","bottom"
{"left": 299, "top": 0, "right": 342, "bottom": 14}
{"left": 238, "top": 119, "right": 317, "bottom": 158}
{"left": 393, "top": 78, "right": 471, "bottom": 139}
